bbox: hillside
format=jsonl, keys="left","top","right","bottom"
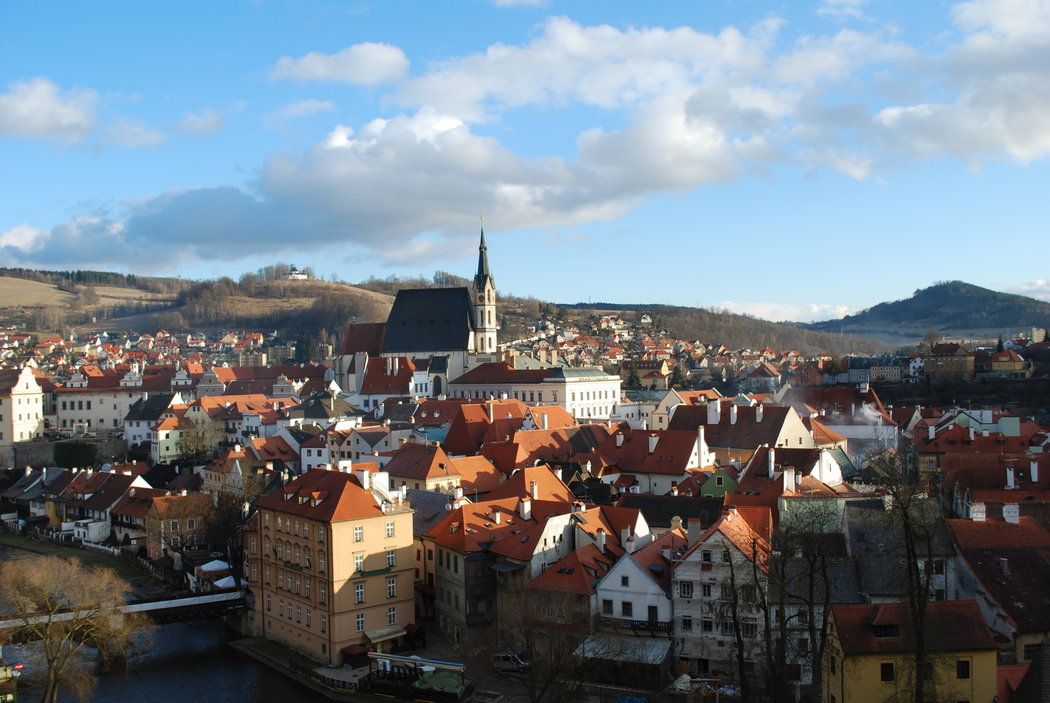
{"left": 807, "top": 281, "right": 1050, "bottom": 344}
{"left": 558, "top": 302, "right": 885, "bottom": 355}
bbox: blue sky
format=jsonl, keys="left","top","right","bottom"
{"left": 2, "top": 0, "right": 1049, "bottom": 321}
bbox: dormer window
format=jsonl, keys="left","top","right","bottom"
{"left": 873, "top": 625, "right": 899, "bottom": 638}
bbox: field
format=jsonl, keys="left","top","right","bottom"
{"left": 0, "top": 276, "right": 75, "bottom": 307}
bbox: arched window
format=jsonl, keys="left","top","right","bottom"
{"left": 276, "top": 541, "right": 283, "bottom": 560}
{"left": 294, "top": 544, "right": 301, "bottom": 563}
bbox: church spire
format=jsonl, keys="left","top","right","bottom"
{"left": 474, "top": 217, "right": 493, "bottom": 291}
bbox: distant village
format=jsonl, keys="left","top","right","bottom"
{"left": 1, "top": 232, "right": 1049, "bottom": 701}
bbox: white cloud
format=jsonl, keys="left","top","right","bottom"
{"left": 1010, "top": 278, "right": 1050, "bottom": 301}
{"left": 0, "top": 77, "right": 97, "bottom": 142}
{"left": 105, "top": 118, "right": 166, "bottom": 148}
{"left": 873, "top": 0, "right": 1050, "bottom": 163}
{"left": 817, "top": 0, "right": 869, "bottom": 20}
{"left": 177, "top": 108, "right": 223, "bottom": 137}
{"left": 270, "top": 42, "right": 409, "bottom": 85}
{"left": 714, "top": 300, "right": 854, "bottom": 322}
{"left": 0, "top": 224, "right": 47, "bottom": 253}
{"left": 262, "top": 99, "right": 336, "bottom": 128}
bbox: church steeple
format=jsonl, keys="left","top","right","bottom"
{"left": 472, "top": 218, "right": 498, "bottom": 354}
{"left": 474, "top": 219, "right": 494, "bottom": 292}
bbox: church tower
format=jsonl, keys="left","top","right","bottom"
{"left": 473, "top": 221, "right": 498, "bottom": 353}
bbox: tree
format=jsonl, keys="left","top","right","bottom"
{"left": 669, "top": 363, "right": 687, "bottom": 390}
{"left": 177, "top": 417, "right": 222, "bottom": 462}
{"left": 0, "top": 556, "right": 140, "bottom": 703}
{"left": 921, "top": 329, "right": 941, "bottom": 353}
{"left": 624, "top": 366, "right": 642, "bottom": 390}
{"left": 866, "top": 449, "right": 945, "bottom": 703}
{"left": 996, "top": 336, "right": 1005, "bottom": 352}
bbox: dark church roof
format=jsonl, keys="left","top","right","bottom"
{"left": 381, "top": 287, "right": 477, "bottom": 354}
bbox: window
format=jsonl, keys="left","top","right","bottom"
{"left": 1025, "top": 643, "right": 1041, "bottom": 660}
{"left": 354, "top": 526, "right": 363, "bottom": 542}
{"left": 356, "top": 613, "right": 365, "bottom": 632}
{"left": 265, "top": 594, "right": 271, "bottom": 611}
{"left": 278, "top": 573, "right": 284, "bottom": 589}
{"left": 956, "top": 660, "right": 970, "bottom": 679}
{"left": 305, "top": 579, "right": 311, "bottom": 598}
{"left": 318, "top": 526, "right": 325, "bottom": 542}
{"left": 701, "top": 584, "right": 712, "bottom": 598}
{"left": 679, "top": 581, "right": 693, "bottom": 598}
{"left": 295, "top": 606, "right": 301, "bottom": 623}
{"left": 621, "top": 575, "right": 630, "bottom": 587}
{"left": 386, "top": 521, "right": 395, "bottom": 538}
{"left": 355, "top": 583, "right": 365, "bottom": 604}
{"left": 701, "top": 550, "right": 712, "bottom": 563}
{"left": 873, "top": 625, "right": 899, "bottom": 638}
{"left": 263, "top": 512, "right": 270, "bottom": 528}
{"left": 387, "top": 606, "right": 397, "bottom": 625}
{"left": 319, "top": 583, "right": 327, "bottom": 605}
{"left": 621, "top": 601, "right": 633, "bottom": 618}
{"left": 387, "top": 577, "right": 397, "bottom": 598}
{"left": 681, "top": 616, "right": 693, "bottom": 631}
{"left": 933, "top": 559, "right": 945, "bottom": 575}
{"left": 702, "top": 619, "right": 713, "bottom": 633}
{"left": 320, "top": 552, "right": 327, "bottom": 573}
{"left": 320, "top": 614, "right": 328, "bottom": 633}
{"left": 306, "top": 609, "right": 312, "bottom": 627}
{"left": 741, "top": 585, "right": 755, "bottom": 603}
{"left": 276, "top": 542, "right": 283, "bottom": 560}
{"left": 387, "top": 550, "right": 396, "bottom": 568}
{"left": 721, "top": 549, "right": 730, "bottom": 563}
{"left": 170, "top": 519, "right": 179, "bottom": 532}
{"left": 715, "top": 476, "right": 724, "bottom": 487}
{"left": 602, "top": 599, "right": 613, "bottom": 615}
{"left": 278, "top": 599, "right": 285, "bottom": 617}
{"left": 741, "top": 620, "right": 758, "bottom": 638}
{"left": 721, "top": 620, "right": 733, "bottom": 635}
{"left": 880, "top": 662, "right": 894, "bottom": 682}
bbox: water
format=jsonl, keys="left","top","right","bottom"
{"left": 7, "top": 620, "right": 318, "bottom": 702}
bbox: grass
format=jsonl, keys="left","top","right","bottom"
{"left": 0, "top": 531, "right": 146, "bottom": 582}
{"left": 0, "top": 276, "right": 74, "bottom": 308}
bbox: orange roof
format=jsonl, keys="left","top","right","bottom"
{"left": 485, "top": 465, "right": 573, "bottom": 502}
{"left": 255, "top": 468, "right": 384, "bottom": 523}
{"left": 383, "top": 442, "right": 457, "bottom": 481}
{"left": 527, "top": 543, "right": 613, "bottom": 595}
{"left": 449, "top": 455, "right": 502, "bottom": 495}
{"left": 947, "top": 517, "right": 1050, "bottom": 550}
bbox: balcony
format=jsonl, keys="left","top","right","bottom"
{"left": 596, "top": 616, "right": 672, "bottom": 634}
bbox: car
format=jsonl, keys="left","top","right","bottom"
{"left": 490, "top": 651, "right": 528, "bottom": 672}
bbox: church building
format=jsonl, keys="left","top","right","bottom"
{"left": 336, "top": 227, "right": 502, "bottom": 401}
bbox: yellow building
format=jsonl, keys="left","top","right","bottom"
{"left": 248, "top": 467, "right": 415, "bottom": 665}
{"left": 823, "top": 600, "right": 997, "bottom": 703}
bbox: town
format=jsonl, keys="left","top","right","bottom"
{"left": 0, "top": 229, "right": 1048, "bottom": 702}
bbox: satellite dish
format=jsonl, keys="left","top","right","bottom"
{"left": 445, "top": 503, "right": 453, "bottom": 511}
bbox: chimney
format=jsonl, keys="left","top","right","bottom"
{"left": 616, "top": 433, "right": 625, "bottom": 448}
{"left": 1003, "top": 503, "right": 1020, "bottom": 524}
{"left": 620, "top": 526, "right": 631, "bottom": 547}
{"left": 356, "top": 468, "right": 371, "bottom": 490}
{"left": 850, "top": 403, "right": 856, "bottom": 416}
{"left": 24, "top": 466, "right": 32, "bottom": 477}
{"left": 648, "top": 434, "right": 659, "bottom": 454}
{"left": 729, "top": 404, "right": 738, "bottom": 425}
{"left": 1006, "top": 467, "right": 1016, "bottom": 490}
{"left": 529, "top": 480, "right": 539, "bottom": 499}
{"left": 970, "top": 501, "right": 986, "bottom": 521}
{"left": 541, "top": 412, "right": 549, "bottom": 430}
{"left": 687, "top": 518, "right": 702, "bottom": 548}
{"left": 491, "top": 510, "right": 501, "bottom": 525}
{"left": 385, "top": 357, "right": 392, "bottom": 375}
{"left": 755, "top": 404, "right": 763, "bottom": 423}
{"left": 707, "top": 399, "right": 721, "bottom": 425}
{"left": 670, "top": 515, "right": 683, "bottom": 532}
{"left": 782, "top": 467, "right": 796, "bottom": 495}
{"left": 392, "top": 357, "right": 399, "bottom": 375}
{"left": 998, "top": 557, "right": 1010, "bottom": 575}
{"left": 488, "top": 401, "right": 494, "bottom": 423}
{"left": 969, "top": 427, "right": 975, "bottom": 441}
{"left": 552, "top": 466, "right": 563, "bottom": 482}
{"left": 670, "top": 485, "right": 678, "bottom": 496}
{"left": 454, "top": 486, "right": 464, "bottom": 500}
{"left": 767, "top": 447, "right": 776, "bottom": 474}
{"left": 595, "top": 527, "right": 607, "bottom": 553}
{"left": 518, "top": 496, "right": 532, "bottom": 520}
{"left": 1031, "top": 460, "right": 1039, "bottom": 484}
{"left": 928, "top": 425, "right": 936, "bottom": 441}
{"left": 625, "top": 535, "right": 636, "bottom": 554}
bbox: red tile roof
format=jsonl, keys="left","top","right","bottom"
{"left": 831, "top": 600, "right": 995, "bottom": 656}
{"left": 255, "top": 468, "right": 385, "bottom": 523}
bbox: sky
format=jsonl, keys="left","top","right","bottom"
{"left": 2, "top": 0, "right": 1049, "bottom": 322}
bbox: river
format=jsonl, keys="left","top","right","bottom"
{"left": 6, "top": 620, "right": 318, "bottom": 702}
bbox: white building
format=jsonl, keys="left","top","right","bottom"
{"left": 449, "top": 363, "right": 622, "bottom": 420}
{"left": 0, "top": 366, "right": 45, "bottom": 462}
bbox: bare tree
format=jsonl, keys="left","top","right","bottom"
{"left": 0, "top": 556, "right": 141, "bottom": 703}
{"left": 177, "top": 417, "right": 222, "bottom": 462}
{"left": 867, "top": 449, "right": 944, "bottom": 703}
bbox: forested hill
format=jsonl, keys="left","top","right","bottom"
{"left": 806, "top": 281, "right": 1050, "bottom": 342}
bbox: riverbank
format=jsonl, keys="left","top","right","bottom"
{"left": 230, "top": 638, "right": 365, "bottom": 702}
{"left": 0, "top": 531, "right": 147, "bottom": 583}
